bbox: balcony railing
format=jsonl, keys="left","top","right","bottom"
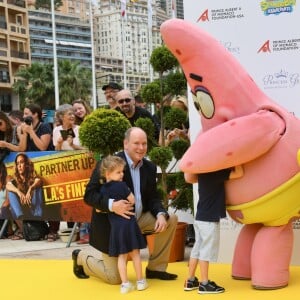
{"left": 10, "top": 24, "right": 26, "bottom": 34}
{"left": 10, "top": 49, "right": 29, "bottom": 59}
{"left": 0, "top": 49, "right": 7, "bottom": 56}
{"left": 7, "top": 0, "right": 26, "bottom": 9}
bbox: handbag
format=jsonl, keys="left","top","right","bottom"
{"left": 23, "top": 220, "right": 49, "bottom": 241}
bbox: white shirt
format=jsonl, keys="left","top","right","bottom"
{"left": 52, "top": 125, "right": 81, "bottom": 150}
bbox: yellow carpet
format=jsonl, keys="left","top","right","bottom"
{"left": 1, "top": 260, "right": 300, "bottom": 300}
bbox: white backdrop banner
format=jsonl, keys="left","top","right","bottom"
{"left": 183, "top": 0, "right": 300, "bottom": 265}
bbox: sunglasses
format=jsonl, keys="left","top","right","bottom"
{"left": 117, "top": 98, "right": 132, "bottom": 104}
{"left": 0, "top": 121, "right": 3, "bottom": 126}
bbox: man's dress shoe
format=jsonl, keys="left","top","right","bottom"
{"left": 72, "top": 249, "right": 89, "bottom": 279}
{"left": 146, "top": 268, "right": 177, "bottom": 280}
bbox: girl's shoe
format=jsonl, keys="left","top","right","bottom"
{"left": 137, "top": 279, "right": 148, "bottom": 291}
{"left": 120, "top": 282, "right": 135, "bottom": 294}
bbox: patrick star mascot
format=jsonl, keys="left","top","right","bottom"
{"left": 160, "top": 18, "right": 300, "bottom": 290}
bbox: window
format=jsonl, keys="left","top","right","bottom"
{"left": 16, "top": 14, "right": 23, "bottom": 26}
{"left": 0, "top": 94, "right": 12, "bottom": 112}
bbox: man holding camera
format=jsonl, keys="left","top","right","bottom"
{"left": 21, "top": 103, "right": 54, "bottom": 152}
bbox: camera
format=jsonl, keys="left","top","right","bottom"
{"left": 24, "top": 116, "right": 33, "bottom": 125}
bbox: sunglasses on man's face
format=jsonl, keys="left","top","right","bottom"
{"left": 0, "top": 121, "right": 3, "bottom": 126}
{"left": 117, "top": 98, "right": 132, "bottom": 104}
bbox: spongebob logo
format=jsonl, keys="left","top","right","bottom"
{"left": 260, "top": 0, "right": 296, "bottom": 16}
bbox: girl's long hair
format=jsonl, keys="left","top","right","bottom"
{"left": 0, "top": 111, "right": 13, "bottom": 143}
{"left": 0, "top": 162, "right": 7, "bottom": 191}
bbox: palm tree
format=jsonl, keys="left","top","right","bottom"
{"left": 13, "top": 62, "right": 54, "bottom": 109}
{"left": 59, "top": 60, "right": 92, "bottom": 103}
{"left": 13, "top": 60, "right": 92, "bottom": 109}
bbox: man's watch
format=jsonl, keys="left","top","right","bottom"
{"left": 158, "top": 212, "right": 169, "bottom": 220}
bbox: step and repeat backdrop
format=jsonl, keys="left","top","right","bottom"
{"left": 183, "top": 0, "right": 300, "bottom": 264}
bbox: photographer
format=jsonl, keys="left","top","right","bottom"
{"left": 0, "top": 111, "right": 26, "bottom": 159}
{"left": 20, "top": 103, "right": 54, "bottom": 152}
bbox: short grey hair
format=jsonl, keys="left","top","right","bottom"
{"left": 55, "top": 104, "right": 74, "bottom": 125}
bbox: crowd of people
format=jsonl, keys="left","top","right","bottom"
{"left": 0, "top": 84, "right": 178, "bottom": 240}
{"left": 1, "top": 84, "right": 228, "bottom": 295}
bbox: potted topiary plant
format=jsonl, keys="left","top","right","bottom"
{"left": 140, "top": 46, "right": 193, "bottom": 261}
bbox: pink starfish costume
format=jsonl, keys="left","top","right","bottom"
{"left": 161, "top": 18, "right": 300, "bottom": 290}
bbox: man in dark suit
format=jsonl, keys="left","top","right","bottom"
{"left": 72, "top": 127, "right": 178, "bottom": 284}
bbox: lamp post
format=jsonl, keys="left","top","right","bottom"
{"left": 89, "top": 0, "right": 97, "bottom": 110}
{"left": 51, "top": 0, "right": 59, "bottom": 109}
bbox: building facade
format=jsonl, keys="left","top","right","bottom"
{"left": 27, "top": 0, "right": 91, "bottom": 20}
{"left": 1, "top": 0, "right": 182, "bottom": 109}
{"left": 28, "top": 9, "right": 92, "bottom": 68}
{"left": 0, "top": 0, "right": 31, "bottom": 111}
{"left": 94, "top": 0, "right": 170, "bottom": 105}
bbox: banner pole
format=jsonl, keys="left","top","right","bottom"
{"left": 66, "top": 222, "right": 79, "bottom": 248}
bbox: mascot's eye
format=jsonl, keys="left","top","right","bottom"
{"left": 192, "top": 90, "right": 215, "bottom": 119}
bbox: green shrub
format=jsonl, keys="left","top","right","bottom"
{"left": 148, "top": 146, "right": 173, "bottom": 171}
{"left": 134, "top": 117, "right": 157, "bottom": 152}
{"left": 164, "top": 107, "right": 187, "bottom": 130}
{"left": 79, "top": 108, "right": 131, "bottom": 157}
{"left": 169, "top": 138, "right": 190, "bottom": 160}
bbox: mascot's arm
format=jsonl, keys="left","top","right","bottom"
{"left": 180, "top": 110, "right": 285, "bottom": 173}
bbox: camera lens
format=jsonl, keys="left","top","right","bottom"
{"left": 24, "top": 116, "right": 33, "bottom": 125}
